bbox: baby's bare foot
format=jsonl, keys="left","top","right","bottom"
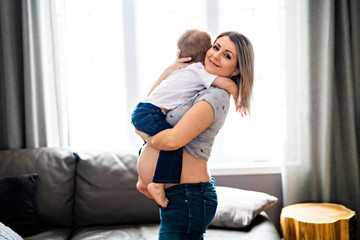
{"left": 147, "top": 183, "right": 169, "bottom": 208}
{"left": 136, "top": 181, "right": 154, "bottom": 199}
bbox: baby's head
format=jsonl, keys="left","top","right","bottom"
{"left": 177, "top": 29, "right": 211, "bottom": 63}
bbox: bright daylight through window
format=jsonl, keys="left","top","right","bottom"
{"left": 54, "top": 0, "right": 286, "bottom": 171}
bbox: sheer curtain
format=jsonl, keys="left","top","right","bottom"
{"left": 0, "top": 0, "right": 64, "bottom": 150}
{"left": 283, "top": 0, "right": 360, "bottom": 227}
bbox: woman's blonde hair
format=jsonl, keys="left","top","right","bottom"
{"left": 215, "top": 32, "right": 254, "bottom": 115}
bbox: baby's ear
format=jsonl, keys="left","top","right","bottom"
{"left": 176, "top": 49, "right": 181, "bottom": 59}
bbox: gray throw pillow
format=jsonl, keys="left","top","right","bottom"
{"left": 211, "top": 186, "right": 278, "bottom": 228}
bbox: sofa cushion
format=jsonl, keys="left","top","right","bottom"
{"left": 0, "top": 148, "right": 76, "bottom": 228}
{"left": 71, "top": 224, "right": 160, "bottom": 240}
{"left": 23, "top": 228, "right": 73, "bottom": 240}
{"left": 70, "top": 213, "right": 280, "bottom": 240}
{"left": 0, "top": 173, "right": 39, "bottom": 237}
{"left": 208, "top": 212, "right": 280, "bottom": 239}
{"left": 73, "top": 151, "right": 160, "bottom": 228}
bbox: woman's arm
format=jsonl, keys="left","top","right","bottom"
{"left": 137, "top": 100, "right": 215, "bottom": 151}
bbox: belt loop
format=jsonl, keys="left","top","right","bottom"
{"left": 201, "top": 182, "right": 204, "bottom": 193}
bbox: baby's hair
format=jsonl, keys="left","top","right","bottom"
{"left": 177, "top": 29, "right": 212, "bottom": 63}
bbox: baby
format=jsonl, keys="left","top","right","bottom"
{"left": 131, "top": 29, "right": 238, "bottom": 207}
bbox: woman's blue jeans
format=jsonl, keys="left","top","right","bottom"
{"left": 131, "top": 102, "right": 183, "bottom": 183}
{"left": 159, "top": 178, "right": 218, "bottom": 240}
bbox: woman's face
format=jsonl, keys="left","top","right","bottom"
{"left": 204, "top": 36, "right": 239, "bottom": 77}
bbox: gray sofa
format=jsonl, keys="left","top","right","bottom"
{"left": 0, "top": 147, "right": 280, "bottom": 240}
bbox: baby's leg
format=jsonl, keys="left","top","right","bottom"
{"left": 147, "top": 182, "right": 169, "bottom": 208}
{"left": 136, "top": 135, "right": 169, "bottom": 207}
{"left": 150, "top": 149, "right": 183, "bottom": 208}
{"left": 136, "top": 176, "right": 153, "bottom": 199}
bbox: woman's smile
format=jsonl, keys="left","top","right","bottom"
{"left": 208, "top": 59, "right": 219, "bottom": 67}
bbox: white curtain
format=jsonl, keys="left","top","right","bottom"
{"left": 282, "top": 0, "right": 311, "bottom": 205}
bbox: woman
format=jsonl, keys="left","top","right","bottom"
{"left": 136, "top": 31, "right": 254, "bottom": 239}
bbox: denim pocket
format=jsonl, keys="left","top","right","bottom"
{"left": 159, "top": 198, "right": 189, "bottom": 234}
{"left": 203, "top": 198, "right": 218, "bottom": 229}
{"left": 131, "top": 111, "right": 157, "bottom": 133}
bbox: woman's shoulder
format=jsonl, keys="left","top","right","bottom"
{"left": 194, "top": 87, "right": 230, "bottom": 105}
{"left": 192, "top": 87, "right": 230, "bottom": 120}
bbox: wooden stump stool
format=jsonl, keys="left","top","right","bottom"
{"left": 281, "top": 203, "right": 358, "bottom": 240}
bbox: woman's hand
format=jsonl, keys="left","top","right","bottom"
{"left": 135, "top": 129, "right": 150, "bottom": 142}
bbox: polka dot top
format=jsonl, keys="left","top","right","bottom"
{"left": 166, "top": 87, "right": 230, "bottom": 159}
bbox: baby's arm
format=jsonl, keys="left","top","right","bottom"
{"left": 147, "top": 72, "right": 169, "bottom": 96}
{"left": 147, "top": 56, "right": 192, "bottom": 96}
{"left": 212, "top": 77, "right": 239, "bottom": 110}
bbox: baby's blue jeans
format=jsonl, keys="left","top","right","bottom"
{"left": 131, "top": 102, "right": 183, "bottom": 183}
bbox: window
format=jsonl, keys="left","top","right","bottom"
{"left": 55, "top": 0, "right": 128, "bottom": 150}
{"left": 211, "top": 0, "right": 286, "bottom": 164}
{"left": 54, "top": 0, "right": 286, "bottom": 168}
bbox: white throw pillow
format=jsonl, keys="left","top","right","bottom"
{"left": 211, "top": 186, "right": 278, "bottom": 228}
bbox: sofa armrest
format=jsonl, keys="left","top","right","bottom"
{"left": 0, "top": 147, "right": 76, "bottom": 228}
